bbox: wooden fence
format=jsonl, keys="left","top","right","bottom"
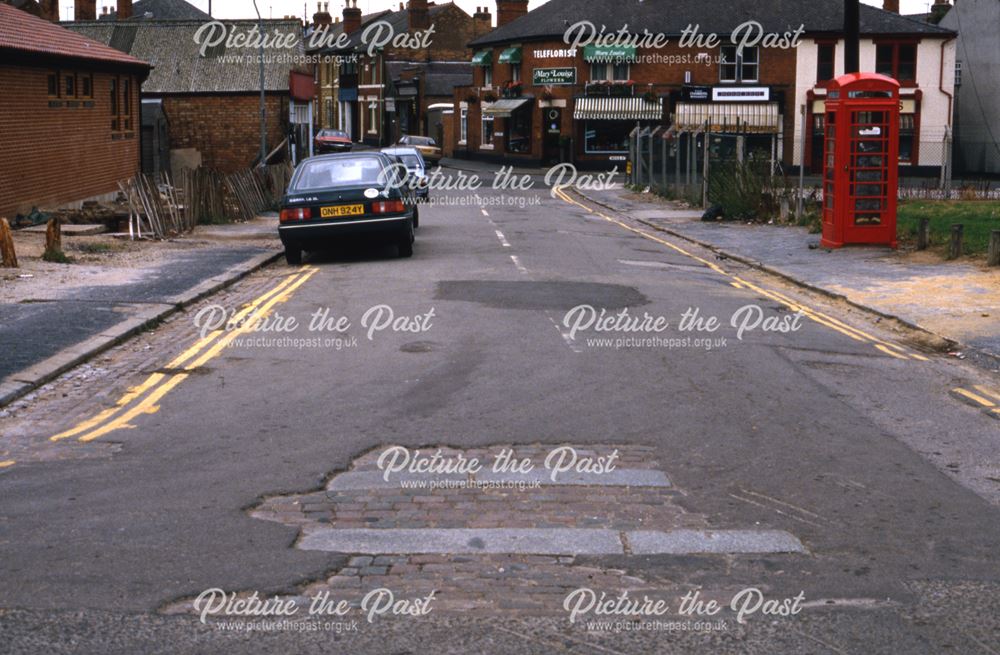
{"left": 118, "top": 163, "right": 293, "bottom": 239}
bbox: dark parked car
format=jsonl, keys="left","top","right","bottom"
{"left": 381, "top": 146, "right": 429, "bottom": 203}
{"left": 396, "top": 135, "right": 441, "bottom": 164}
{"left": 278, "top": 152, "right": 417, "bottom": 264}
{"left": 314, "top": 128, "right": 352, "bottom": 153}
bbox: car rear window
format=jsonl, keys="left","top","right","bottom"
{"left": 318, "top": 129, "right": 348, "bottom": 138}
{"left": 400, "top": 155, "right": 421, "bottom": 168}
{"left": 293, "top": 157, "right": 385, "bottom": 190}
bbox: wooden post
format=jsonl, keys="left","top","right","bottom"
{"left": 988, "top": 230, "right": 1000, "bottom": 267}
{"left": 916, "top": 217, "right": 930, "bottom": 250}
{"left": 948, "top": 223, "right": 963, "bottom": 260}
{"left": 702, "top": 128, "right": 710, "bottom": 209}
{"left": 0, "top": 217, "right": 17, "bottom": 268}
{"left": 42, "top": 217, "right": 64, "bottom": 262}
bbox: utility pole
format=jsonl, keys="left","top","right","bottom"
{"left": 253, "top": 0, "right": 267, "bottom": 167}
{"left": 844, "top": 0, "right": 860, "bottom": 74}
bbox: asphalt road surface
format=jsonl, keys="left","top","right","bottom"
{"left": 1, "top": 181, "right": 999, "bottom": 654}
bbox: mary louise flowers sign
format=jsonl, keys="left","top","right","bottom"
{"left": 533, "top": 67, "right": 577, "bottom": 86}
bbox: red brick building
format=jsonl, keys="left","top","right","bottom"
{"left": 0, "top": 3, "right": 149, "bottom": 218}
{"left": 455, "top": 0, "right": 953, "bottom": 170}
{"left": 66, "top": 16, "right": 306, "bottom": 173}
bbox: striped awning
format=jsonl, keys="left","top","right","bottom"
{"left": 674, "top": 102, "right": 780, "bottom": 133}
{"left": 573, "top": 97, "right": 662, "bottom": 121}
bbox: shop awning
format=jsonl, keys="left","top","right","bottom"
{"left": 498, "top": 46, "right": 522, "bottom": 64}
{"left": 482, "top": 97, "right": 532, "bottom": 117}
{"left": 583, "top": 44, "right": 638, "bottom": 62}
{"left": 471, "top": 49, "right": 492, "bottom": 67}
{"left": 673, "top": 102, "right": 780, "bottom": 133}
{"left": 573, "top": 96, "right": 662, "bottom": 121}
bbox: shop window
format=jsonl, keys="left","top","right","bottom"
{"left": 584, "top": 120, "right": 636, "bottom": 153}
{"left": 506, "top": 108, "right": 531, "bottom": 154}
{"left": 720, "top": 45, "right": 758, "bottom": 83}
{"left": 64, "top": 73, "right": 76, "bottom": 97}
{"left": 899, "top": 113, "right": 916, "bottom": 164}
{"left": 47, "top": 72, "right": 59, "bottom": 97}
{"left": 875, "top": 43, "right": 916, "bottom": 83}
{"left": 484, "top": 67, "right": 493, "bottom": 87}
{"left": 459, "top": 108, "right": 468, "bottom": 144}
{"left": 511, "top": 63, "right": 521, "bottom": 83}
{"left": 817, "top": 43, "right": 835, "bottom": 83}
{"left": 481, "top": 114, "right": 494, "bottom": 146}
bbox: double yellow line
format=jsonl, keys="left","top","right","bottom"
{"left": 50, "top": 266, "right": 318, "bottom": 444}
{"left": 553, "top": 186, "right": 928, "bottom": 361}
{"left": 951, "top": 385, "right": 1000, "bottom": 419}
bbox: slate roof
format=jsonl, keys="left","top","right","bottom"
{"left": 334, "top": 2, "right": 461, "bottom": 52}
{"left": 470, "top": 0, "right": 954, "bottom": 47}
{"left": 64, "top": 19, "right": 305, "bottom": 93}
{"left": 0, "top": 2, "right": 150, "bottom": 68}
{"left": 387, "top": 60, "right": 473, "bottom": 96}
{"left": 101, "top": 0, "right": 211, "bottom": 21}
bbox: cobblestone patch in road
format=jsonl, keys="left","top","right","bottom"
{"left": 233, "top": 445, "right": 803, "bottom": 617}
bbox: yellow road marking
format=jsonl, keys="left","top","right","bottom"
{"left": 0, "top": 460, "right": 14, "bottom": 468}
{"left": 554, "top": 186, "right": 925, "bottom": 361}
{"left": 973, "top": 385, "right": 1000, "bottom": 403}
{"left": 53, "top": 267, "right": 318, "bottom": 443}
{"left": 952, "top": 388, "right": 997, "bottom": 408}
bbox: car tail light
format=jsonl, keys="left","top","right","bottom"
{"left": 371, "top": 199, "right": 405, "bottom": 214}
{"left": 280, "top": 207, "right": 311, "bottom": 222}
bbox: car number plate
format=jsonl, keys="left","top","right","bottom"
{"left": 321, "top": 204, "right": 364, "bottom": 218}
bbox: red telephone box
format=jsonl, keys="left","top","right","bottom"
{"left": 821, "top": 73, "right": 900, "bottom": 249}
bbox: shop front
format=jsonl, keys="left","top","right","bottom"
{"left": 671, "top": 86, "right": 784, "bottom": 166}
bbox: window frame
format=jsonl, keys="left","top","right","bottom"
{"left": 719, "top": 45, "right": 759, "bottom": 83}
{"left": 480, "top": 113, "right": 494, "bottom": 148}
{"left": 816, "top": 42, "right": 836, "bottom": 84}
{"left": 874, "top": 41, "right": 918, "bottom": 85}
{"left": 459, "top": 107, "right": 468, "bottom": 144}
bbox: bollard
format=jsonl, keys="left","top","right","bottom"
{"left": 948, "top": 224, "right": 963, "bottom": 260}
{"left": 0, "top": 217, "right": 17, "bottom": 268}
{"left": 916, "top": 217, "right": 930, "bottom": 250}
{"left": 988, "top": 230, "right": 1000, "bottom": 267}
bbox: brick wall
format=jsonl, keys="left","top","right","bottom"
{"left": 0, "top": 64, "right": 142, "bottom": 218}
{"left": 156, "top": 94, "right": 289, "bottom": 173}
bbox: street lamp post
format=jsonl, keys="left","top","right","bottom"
{"left": 253, "top": 0, "right": 267, "bottom": 167}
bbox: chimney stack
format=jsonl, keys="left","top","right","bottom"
{"left": 342, "top": 0, "right": 362, "bottom": 34}
{"left": 495, "top": 0, "right": 526, "bottom": 27}
{"left": 408, "top": 0, "right": 429, "bottom": 31}
{"left": 882, "top": 0, "right": 899, "bottom": 12}
{"left": 117, "top": 0, "right": 132, "bottom": 19}
{"left": 472, "top": 6, "right": 492, "bottom": 38}
{"left": 312, "top": 1, "right": 332, "bottom": 26}
{"left": 74, "top": 0, "right": 97, "bottom": 20}
{"left": 39, "top": 0, "right": 59, "bottom": 21}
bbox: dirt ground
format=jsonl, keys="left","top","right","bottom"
{"left": 0, "top": 218, "right": 280, "bottom": 304}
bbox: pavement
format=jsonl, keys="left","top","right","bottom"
{"left": 573, "top": 185, "right": 1000, "bottom": 367}
{"left": 1, "top": 181, "right": 1000, "bottom": 653}
{"left": 0, "top": 217, "right": 282, "bottom": 408}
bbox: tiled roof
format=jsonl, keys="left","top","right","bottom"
{"left": 64, "top": 19, "right": 305, "bottom": 93}
{"left": 101, "top": 0, "right": 211, "bottom": 21}
{"left": 0, "top": 3, "right": 150, "bottom": 67}
{"left": 470, "top": 0, "right": 954, "bottom": 47}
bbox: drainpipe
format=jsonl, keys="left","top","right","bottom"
{"left": 939, "top": 37, "right": 954, "bottom": 126}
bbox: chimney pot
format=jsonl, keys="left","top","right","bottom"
{"left": 495, "top": 0, "right": 527, "bottom": 27}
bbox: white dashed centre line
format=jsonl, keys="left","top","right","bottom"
{"left": 510, "top": 254, "right": 528, "bottom": 274}
{"left": 495, "top": 230, "right": 511, "bottom": 247}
